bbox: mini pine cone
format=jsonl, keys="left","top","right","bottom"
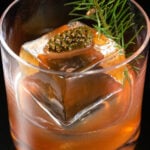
{"left": 47, "top": 26, "right": 93, "bottom": 53}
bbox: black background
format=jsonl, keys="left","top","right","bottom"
{"left": 0, "top": 0, "right": 149, "bottom": 149}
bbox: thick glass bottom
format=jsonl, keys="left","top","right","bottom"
{"left": 11, "top": 127, "right": 140, "bottom": 150}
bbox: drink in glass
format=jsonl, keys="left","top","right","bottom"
{"left": 0, "top": 0, "right": 150, "bottom": 149}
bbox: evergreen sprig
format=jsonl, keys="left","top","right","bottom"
{"left": 65, "top": 0, "right": 140, "bottom": 49}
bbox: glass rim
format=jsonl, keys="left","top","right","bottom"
{"left": 0, "top": 0, "right": 150, "bottom": 76}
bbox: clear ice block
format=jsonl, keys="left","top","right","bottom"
{"left": 19, "top": 21, "right": 124, "bottom": 126}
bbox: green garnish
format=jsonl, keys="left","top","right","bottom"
{"left": 123, "top": 67, "right": 131, "bottom": 85}
{"left": 47, "top": 25, "right": 93, "bottom": 53}
{"left": 65, "top": 0, "right": 140, "bottom": 49}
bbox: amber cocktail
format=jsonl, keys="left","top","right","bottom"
{"left": 0, "top": 0, "right": 149, "bottom": 150}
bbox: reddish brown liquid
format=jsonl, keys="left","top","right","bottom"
{"left": 5, "top": 59, "right": 146, "bottom": 150}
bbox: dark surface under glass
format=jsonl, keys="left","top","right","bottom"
{"left": 0, "top": 0, "right": 149, "bottom": 149}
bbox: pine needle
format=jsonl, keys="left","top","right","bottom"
{"left": 65, "top": 0, "right": 141, "bottom": 49}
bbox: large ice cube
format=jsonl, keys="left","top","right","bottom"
{"left": 19, "top": 21, "right": 125, "bottom": 126}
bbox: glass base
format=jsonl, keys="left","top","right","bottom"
{"left": 118, "top": 127, "right": 140, "bottom": 150}
{"left": 12, "top": 127, "right": 140, "bottom": 150}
